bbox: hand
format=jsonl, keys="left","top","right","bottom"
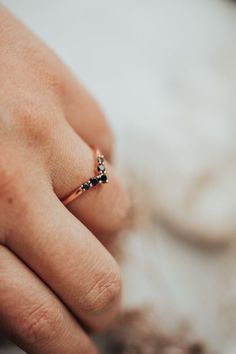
{"left": 0, "top": 6, "right": 129, "bottom": 354}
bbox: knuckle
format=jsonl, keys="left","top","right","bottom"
{"left": 17, "top": 303, "right": 60, "bottom": 347}
{"left": 23, "top": 44, "right": 66, "bottom": 98}
{"left": 81, "top": 265, "right": 121, "bottom": 313}
{"left": 13, "top": 104, "right": 56, "bottom": 146}
{"left": 0, "top": 162, "right": 22, "bottom": 204}
{"left": 0, "top": 159, "right": 31, "bottom": 222}
{"left": 0, "top": 165, "right": 15, "bottom": 202}
{"left": 114, "top": 190, "right": 130, "bottom": 230}
{"left": 104, "top": 185, "right": 130, "bottom": 234}
{"left": 0, "top": 162, "right": 33, "bottom": 243}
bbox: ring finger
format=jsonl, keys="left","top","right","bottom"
{"left": 49, "top": 120, "right": 130, "bottom": 242}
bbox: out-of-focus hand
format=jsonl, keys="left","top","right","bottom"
{"left": 0, "top": 6, "right": 129, "bottom": 354}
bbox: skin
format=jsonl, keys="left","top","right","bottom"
{"left": 0, "top": 6, "right": 130, "bottom": 354}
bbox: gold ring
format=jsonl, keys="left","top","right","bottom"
{"left": 61, "top": 147, "right": 108, "bottom": 206}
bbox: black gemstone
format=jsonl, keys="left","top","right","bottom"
{"left": 82, "top": 182, "right": 90, "bottom": 190}
{"left": 97, "top": 164, "right": 105, "bottom": 172}
{"left": 90, "top": 177, "right": 98, "bottom": 186}
{"left": 100, "top": 174, "right": 108, "bottom": 183}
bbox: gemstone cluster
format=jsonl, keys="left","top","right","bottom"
{"left": 81, "top": 153, "right": 108, "bottom": 192}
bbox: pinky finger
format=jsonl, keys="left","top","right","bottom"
{"left": 0, "top": 245, "right": 97, "bottom": 354}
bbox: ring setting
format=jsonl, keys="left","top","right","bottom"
{"left": 82, "top": 153, "right": 108, "bottom": 191}
{"left": 62, "top": 148, "right": 108, "bottom": 206}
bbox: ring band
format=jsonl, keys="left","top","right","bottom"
{"left": 62, "top": 147, "right": 108, "bottom": 206}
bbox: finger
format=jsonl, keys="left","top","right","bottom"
{"left": 63, "top": 75, "right": 114, "bottom": 162}
{"left": 0, "top": 245, "right": 98, "bottom": 354}
{"left": 50, "top": 121, "right": 130, "bottom": 241}
{"left": 5, "top": 183, "right": 122, "bottom": 332}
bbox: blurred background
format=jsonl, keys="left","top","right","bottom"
{"left": 1, "top": 1, "right": 236, "bottom": 353}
